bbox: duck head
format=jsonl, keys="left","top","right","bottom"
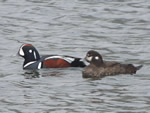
{"left": 85, "top": 50, "right": 104, "bottom": 67}
{"left": 18, "top": 44, "right": 40, "bottom": 65}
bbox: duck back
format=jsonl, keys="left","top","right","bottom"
{"left": 82, "top": 61, "right": 143, "bottom": 78}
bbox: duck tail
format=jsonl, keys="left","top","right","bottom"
{"left": 136, "top": 65, "right": 143, "bottom": 70}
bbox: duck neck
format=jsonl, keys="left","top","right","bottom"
{"left": 93, "top": 60, "right": 104, "bottom": 67}
{"left": 23, "top": 59, "right": 37, "bottom": 66}
{"left": 23, "top": 52, "right": 40, "bottom": 66}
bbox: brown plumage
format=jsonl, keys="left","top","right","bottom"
{"left": 82, "top": 50, "right": 143, "bottom": 78}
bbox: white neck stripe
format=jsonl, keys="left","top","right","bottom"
{"left": 24, "top": 61, "right": 36, "bottom": 68}
{"left": 34, "top": 51, "right": 37, "bottom": 59}
{"left": 38, "top": 62, "right": 42, "bottom": 69}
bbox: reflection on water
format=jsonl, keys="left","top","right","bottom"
{"left": 23, "top": 70, "right": 40, "bottom": 79}
{"left": 23, "top": 69, "right": 66, "bottom": 79}
{"left": 0, "top": 0, "right": 150, "bottom": 112}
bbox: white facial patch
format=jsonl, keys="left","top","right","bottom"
{"left": 86, "top": 56, "right": 92, "bottom": 62}
{"left": 29, "top": 49, "right": 32, "bottom": 53}
{"left": 19, "top": 47, "right": 24, "bottom": 56}
{"left": 95, "top": 56, "right": 99, "bottom": 60}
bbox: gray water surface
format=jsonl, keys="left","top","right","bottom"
{"left": 0, "top": 0, "right": 150, "bottom": 113}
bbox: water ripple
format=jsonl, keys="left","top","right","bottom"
{"left": 0, "top": 0, "right": 150, "bottom": 112}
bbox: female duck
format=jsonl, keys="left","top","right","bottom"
{"left": 82, "top": 50, "right": 142, "bottom": 78}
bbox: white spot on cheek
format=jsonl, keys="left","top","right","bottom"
{"left": 95, "top": 56, "right": 99, "bottom": 60}
{"left": 29, "top": 49, "right": 32, "bottom": 53}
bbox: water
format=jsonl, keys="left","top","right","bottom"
{"left": 0, "top": 0, "right": 150, "bottom": 112}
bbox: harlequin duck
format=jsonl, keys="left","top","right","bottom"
{"left": 82, "top": 50, "right": 143, "bottom": 78}
{"left": 18, "top": 44, "right": 86, "bottom": 69}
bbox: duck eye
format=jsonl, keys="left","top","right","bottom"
{"left": 95, "top": 56, "right": 99, "bottom": 60}
{"left": 29, "top": 49, "right": 32, "bottom": 53}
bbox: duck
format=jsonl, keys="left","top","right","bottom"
{"left": 82, "top": 50, "right": 143, "bottom": 78}
{"left": 18, "top": 44, "right": 86, "bottom": 69}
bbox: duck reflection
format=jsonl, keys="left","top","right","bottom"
{"left": 23, "top": 69, "right": 65, "bottom": 79}
{"left": 23, "top": 70, "right": 40, "bottom": 79}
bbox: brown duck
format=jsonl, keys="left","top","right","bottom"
{"left": 82, "top": 50, "right": 143, "bottom": 78}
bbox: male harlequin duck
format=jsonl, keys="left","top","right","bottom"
{"left": 18, "top": 44, "right": 86, "bottom": 69}
{"left": 82, "top": 50, "right": 143, "bottom": 78}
